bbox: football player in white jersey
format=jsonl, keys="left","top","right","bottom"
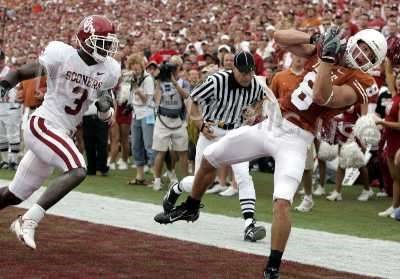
{"left": 0, "top": 15, "right": 121, "bottom": 250}
{"left": 0, "top": 50, "right": 22, "bottom": 170}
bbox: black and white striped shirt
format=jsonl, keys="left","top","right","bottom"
{"left": 190, "top": 71, "right": 266, "bottom": 126}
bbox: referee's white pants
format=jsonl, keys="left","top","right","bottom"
{"left": 203, "top": 118, "right": 314, "bottom": 204}
{"left": 180, "top": 126, "right": 255, "bottom": 204}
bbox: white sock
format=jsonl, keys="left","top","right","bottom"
{"left": 23, "top": 204, "right": 45, "bottom": 224}
{"left": 8, "top": 152, "right": 17, "bottom": 163}
{"left": 244, "top": 218, "right": 254, "bottom": 229}
{"left": 154, "top": 177, "right": 161, "bottom": 186}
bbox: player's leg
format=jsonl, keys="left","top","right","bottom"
{"left": 295, "top": 144, "right": 315, "bottom": 212}
{"left": 157, "top": 131, "right": 217, "bottom": 215}
{"left": 266, "top": 139, "right": 309, "bottom": 275}
{"left": 10, "top": 116, "right": 87, "bottom": 249}
{"left": 232, "top": 162, "right": 266, "bottom": 242}
{"left": 3, "top": 150, "right": 53, "bottom": 209}
{"left": 155, "top": 124, "right": 271, "bottom": 224}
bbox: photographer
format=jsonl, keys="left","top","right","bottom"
{"left": 124, "top": 54, "right": 156, "bottom": 185}
{"left": 152, "top": 56, "right": 190, "bottom": 191}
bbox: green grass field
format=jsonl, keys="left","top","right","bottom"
{"left": 1, "top": 168, "right": 398, "bottom": 242}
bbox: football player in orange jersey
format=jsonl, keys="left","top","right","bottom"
{"left": 158, "top": 27, "right": 387, "bottom": 278}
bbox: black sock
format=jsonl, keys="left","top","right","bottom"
{"left": 266, "top": 250, "right": 283, "bottom": 271}
{"left": 168, "top": 190, "right": 179, "bottom": 204}
{"left": 185, "top": 196, "right": 200, "bottom": 211}
{"left": 243, "top": 212, "right": 254, "bottom": 220}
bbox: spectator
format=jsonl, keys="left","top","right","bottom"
{"left": 82, "top": 103, "right": 109, "bottom": 176}
{"left": 126, "top": 54, "right": 156, "bottom": 185}
{"left": 152, "top": 57, "right": 189, "bottom": 191}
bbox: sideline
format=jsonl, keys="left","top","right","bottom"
{"left": 1, "top": 180, "right": 398, "bottom": 278}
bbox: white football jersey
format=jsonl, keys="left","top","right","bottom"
{"left": 33, "top": 41, "right": 121, "bottom": 133}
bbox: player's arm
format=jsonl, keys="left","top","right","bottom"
{"left": 0, "top": 63, "right": 46, "bottom": 100}
{"left": 313, "top": 61, "right": 359, "bottom": 108}
{"left": 274, "top": 29, "right": 316, "bottom": 58}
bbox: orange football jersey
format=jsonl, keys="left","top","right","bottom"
{"left": 279, "top": 55, "right": 378, "bottom": 134}
{"left": 270, "top": 69, "right": 304, "bottom": 101}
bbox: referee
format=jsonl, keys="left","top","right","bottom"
{"left": 155, "top": 51, "right": 268, "bottom": 242}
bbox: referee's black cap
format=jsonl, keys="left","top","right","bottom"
{"left": 234, "top": 51, "right": 255, "bottom": 73}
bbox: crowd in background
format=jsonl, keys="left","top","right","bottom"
{"left": 0, "top": 0, "right": 399, "bottom": 218}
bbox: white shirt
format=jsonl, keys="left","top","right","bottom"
{"left": 33, "top": 41, "right": 121, "bottom": 133}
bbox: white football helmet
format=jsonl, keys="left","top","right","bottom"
{"left": 344, "top": 29, "right": 387, "bottom": 73}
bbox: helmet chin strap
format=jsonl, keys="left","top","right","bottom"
{"left": 77, "top": 36, "right": 106, "bottom": 63}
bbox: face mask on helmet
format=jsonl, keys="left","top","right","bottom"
{"left": 85, "top": 34, "right": 119, "bottom": 63}
{"left": 344, "top": 29, "right": 387, "bottom": 73}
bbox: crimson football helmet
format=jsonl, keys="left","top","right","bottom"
{"left": 387, "top": 36, "right": 400, "bottom": 66}
{"left": 76, "top": 15, "right": 119, "bottom": 63}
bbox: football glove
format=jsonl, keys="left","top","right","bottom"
{"left": 95, "top": 90, "right": 113, "bottom": 112}
{"left": 317, "top": 26, "right": 343, "bottom": 64}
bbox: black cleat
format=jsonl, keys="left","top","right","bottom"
{"left": 162, "top": 181, "right": 180, "bottom": 213}
{"left": 263, "top": 268, "right": 280, "bottom": 279}
{"left": 244, "top": 220, "right": 266, "bottom": 242}
{"left": 8, "top": 162, "right": 18, "bottom": 171}
{"left": 154, "top": 202, "right": 202, "bottom": 224}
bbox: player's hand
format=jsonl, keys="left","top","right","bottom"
{"left": 317, "top": 26, "right": 343, "bottom": 64}
{"left": 199, "top": 122, "right": 216, "bottom": 140}
{"left": 95, "top": 90, "right": 113, "bottom": 112}
{"left": 309, "top": 32, "right": 321, "bottom": 45}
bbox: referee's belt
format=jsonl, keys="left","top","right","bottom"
{"left": 209, "top": 121, "right": 236, "bottom": 130}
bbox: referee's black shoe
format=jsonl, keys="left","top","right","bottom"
{"left": 154, "top": 202, "right": 203, "bottom": 224}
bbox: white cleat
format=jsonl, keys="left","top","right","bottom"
{"left": 313, "top": 184, "right": 326, "bottom": 196}
{"left": 357, "top": 189, "right": 374, "bottom": 202}
{"left": 326, "top": 191, "right": 342, "bottom": 201}
{"left": 10, "top": 216, "right": 38, "bottom": 250}
{"left": 219, "top": 186, "right": 238, "bottom": 197}
{"left": 295, "top": 196, "right": 314, "bottom": 212}
{"left": 378, "top": 206, "right": 395, "bottom": 217}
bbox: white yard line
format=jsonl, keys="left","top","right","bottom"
{"left": 1, "top": 180, "right": 398, "bottom": 279}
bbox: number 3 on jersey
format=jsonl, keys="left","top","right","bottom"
{"left": 291, "top": 71, "right": 316, "bottom": 110}
{"left": 65, "top": 86, "right": 88, "bottom": 115}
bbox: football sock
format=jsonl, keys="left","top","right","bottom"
{"left": 185, "top": 196, "right": 200, "bottom": 211}
{"left": 266, "top": 250, "right": 283, "bottom": 271}
{"left": 172, "top": 181, "right": 183, "bottom": 195}
{"left": 23, "top": 204, "right": 45, "bottom": 224}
